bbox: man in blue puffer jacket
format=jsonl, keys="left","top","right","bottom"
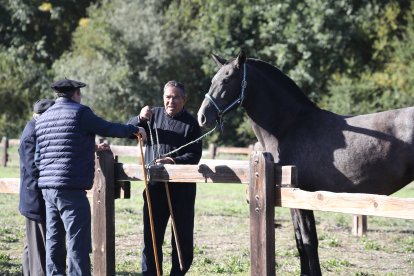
{"left": 19, "top": 99, "right": 55, "bottom": 276}
{"left": 35, "top": 78, "right": 145, "bottom": 276}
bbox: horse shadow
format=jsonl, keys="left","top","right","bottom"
{"left": 197, "top": 164, "right": 243, "bottom": 183}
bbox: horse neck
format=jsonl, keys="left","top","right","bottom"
{"left": 243, "top": 61, "right": 318, "bottom": 141}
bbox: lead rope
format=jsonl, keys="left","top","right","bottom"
{"left": 147, "top": 121, "right": 160, "bottom": 161}
{"left": 145, "top": 120, "right": 220, "bottom": 168}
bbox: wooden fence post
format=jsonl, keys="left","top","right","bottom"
{"left": 93, "top": 150, "right": 116, "bottom": 276}
{"left": 1, "top": 136, "right": 8, "bottom": 167}
{"left": 208, "top": 143, "right": 217, "bottom": 159}
{"left": 352, "top": 215, "right": 367, "bottom": 236}
{"left": 249, "top": 151, "right": 275, "bottom": 276}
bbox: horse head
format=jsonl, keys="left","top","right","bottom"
{"left": 197, "top": 50, "right": 247, "bottom": 129}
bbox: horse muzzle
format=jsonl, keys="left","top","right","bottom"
{"left": 197, "top": 101, "right": 217, "bottom": 129}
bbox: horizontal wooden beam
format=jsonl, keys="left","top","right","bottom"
{"left": 110, "top": 145, "right": 141, "bottom": 157}
{"left": 8, "top": 139, "right": 20, "bottom": 146}
{"left": 0, "top": 178, "right": 92, "bottom": 197}
{"left": 276, "top": 188, "right": 414, "bottom": 220}
{"left": 216, "top": 146, "right": 251, "bottom": 155}
{"left": 116, "top": 163, "right": 250, "bottom": 183}
{"left": 115, "top": 162, "right": 295, "bottom": 185}
{"left": 0, "top": 178, "right": 19, "bottom": 193}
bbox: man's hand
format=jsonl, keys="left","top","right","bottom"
{"left": 155, "top": 157, "right": 175, "bottom": 165}
{"left": 95, "top": 142, "right": 110, "bottom": 152}
{"left": 139, "top": 105, "right": 153, "bottom": 121}
{"left": 135, "top": 126, "right": 147, "bottom": 141}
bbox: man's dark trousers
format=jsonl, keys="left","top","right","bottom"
{"left": 141, "top": 182, "right": 196, "bottom": 276}
{"left": 42, "top": 189, "right": 91, "bottom": 276}
{"left": 22, "top": 218, "right": 46, "bottom": 276}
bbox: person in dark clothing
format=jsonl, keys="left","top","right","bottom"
{"left": 128, "top": 80, "right": 202, "bottom": 275}
{"left": 35, "top": 78, "right": 145, "bottom": 276}
{"left": 19, "top": 99, "right": 55, "bottom": 276}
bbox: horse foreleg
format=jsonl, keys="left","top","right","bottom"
{"left": 290, "top": 208, "right": 321, "bottom": 276}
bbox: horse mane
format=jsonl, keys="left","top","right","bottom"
{"left": 246, "top": 58, "right": 316, "bottom": 108}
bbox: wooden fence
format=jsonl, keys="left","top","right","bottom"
{"left": 0, "top": 135, "right": 398, "bottom": 236}
{"left": 0, "top": 137, "right": 253, "bottom": 166}
{"left": 1, "top": 137, "right": 19, "bottom": 167}
{"left": 2, "top": 150, "right": 413, "bottom": 275}
{"left": 207, "top": 143, "right": 254, "bottom": 159}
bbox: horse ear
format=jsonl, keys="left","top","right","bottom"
{"left": 211, "top": 53, "right": 226, "bottom": 67}
{"left": 235, "top": 49, "right": 246, "bottom": 69}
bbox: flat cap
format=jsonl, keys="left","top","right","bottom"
{"left": 51, "top": 78, "right": 87, "bottom": 93}
{"left": 33, "top": 99, "right": 55, "bottom": 114}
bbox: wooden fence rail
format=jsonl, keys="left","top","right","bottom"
{"left": 2, "top": 150, "right": 413, "bottom": 275}
{"left": 1, "top": 137, "right": 254, "bottom": 166}
{"left": 207, "top": 143, "right": 254, "bottom": 159}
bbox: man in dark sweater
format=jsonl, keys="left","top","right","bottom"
{"left": 19, "top": 99, "right": 55, "bottom": 276}
{"left": 128, "top": 80, "right": 202, "bottom": 275}
{"left": 35, "top": 79, "right": 145, "bottom": 276}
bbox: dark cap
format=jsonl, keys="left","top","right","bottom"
{"left": 51, "top": 78, "right": 87, "bottom": 93}
{"left": 33, "top": 99, "right": 55, "bottom": 114}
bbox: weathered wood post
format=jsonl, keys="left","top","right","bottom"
{"left": 352, "top": 214, "right": 367, "bottom": 236}
{"left": 1, "top": 136, "right": 8, "bottom": 167}
{"left": 249, "top": 151, "right": 275, "bottom": 276}
{"left": 208, "top": 143, "right": 217, "bottom": 159}
{"left": 93, "top": 150, "right": 116, "bottom": 276}
{"left": 113, "top": 156, "right": 131, "bottom": 199}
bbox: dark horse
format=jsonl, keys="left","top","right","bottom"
{"left": 197, "top": 51, "right": 414, "bottom": 275}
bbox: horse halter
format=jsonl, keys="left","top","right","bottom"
{"left": 204, "top": 63, "right": 247, "bottom": 118}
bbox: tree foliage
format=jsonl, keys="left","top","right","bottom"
{"left": 53, "top": 0, "right": 205, "bottom": 124}
{"left": 322, "top": 1, "right": 414, "bottom": 115}
{"left": 0, "top": 0, "right": 97, "bottom": 137}
{"left": 1, "top": 0, "right": 414, "bottom": 147}
{"left": 0, "top": 46, "right": 49, "bottom": 136}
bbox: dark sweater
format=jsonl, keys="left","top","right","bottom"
{"left": 128, "top": 107, "right": 202, "bottom": 166}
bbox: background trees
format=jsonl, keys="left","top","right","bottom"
{"left": 1, "top": 0, "right": 413, "bottom": 146}
{"left": 0, "top": 0, "right": 97, "bottom": 136}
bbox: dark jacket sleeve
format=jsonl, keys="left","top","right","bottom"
{"left": 19, "top": 123, "right": 39, "bottom": 182}
{"left": 127, "top": 116, "right": 142, "bottom": 126}
{"left": 127, "top": 115, "right": 151, "bottom": 139}
{"left": 80, "top": 107, "right": 138, "bottom": 138}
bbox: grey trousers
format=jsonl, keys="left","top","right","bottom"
{"left": 22, "top": 217, "right": 46, "bottom": 276}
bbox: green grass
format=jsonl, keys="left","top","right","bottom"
{"left": 0, "top": 166, "right": 19, "bottom": 178}
{"left": 392, "top": 183, "right": 414, "bottom": 198}
{"left": 2, "top": 182, "right": 414, "bottom": 275}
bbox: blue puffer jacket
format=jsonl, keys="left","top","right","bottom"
{"left": 35, "top": 99, "right": 96, "bottom": 190}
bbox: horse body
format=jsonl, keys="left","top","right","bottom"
{"left": 197, "top": 51, "right": 414, "bottom": 275}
